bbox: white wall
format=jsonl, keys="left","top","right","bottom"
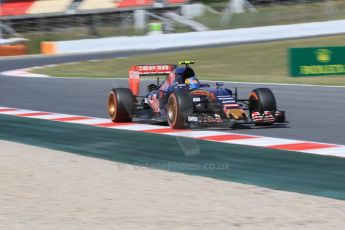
{"left": 55, "top": 20, "right": 345, "bottom": 54}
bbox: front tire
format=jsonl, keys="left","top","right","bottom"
{"left": 249, "top": 88, "right": 277, "bottom": 125}
{"left": 108, "top": 88, "right": 134, "bottom": 122}
{"left": 167, "top": 92, "right": 193, "bottom": 129}
{"left": 249, "top": 88, "right": 277, "bottom": 114}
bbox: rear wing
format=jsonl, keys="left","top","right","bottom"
{"left": 129, "top": 64, "right": 176, "bottom": 78}
{"left": 128, "top": 64, "right": 176, "bottom": 96}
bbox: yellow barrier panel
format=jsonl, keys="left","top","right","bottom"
{"left": 41, "top": 42, "right": 56, "bottom": 55}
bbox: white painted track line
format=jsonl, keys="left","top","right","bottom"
{"left": 70, "top": 118, "right": 110, "bottom": 125}
{"left": 113, "top": 124, "right": 168, "bottom": 131}
{"left": 165, "top": 130, "right": 230, "bottom": 138}
{"left": 224, "top": 137, "right": 304, "bottom": 147}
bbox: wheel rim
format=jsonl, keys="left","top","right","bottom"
{"left": 167, "top": 95, "right": 177, "bottom": 126}
{"left": 108, "top": 92, "right": 117, "bottom": 120}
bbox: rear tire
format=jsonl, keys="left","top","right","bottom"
{"left": 108, "top": 88, "right": 134, "bottom": 122}
{"left": 167, "top": 92, "right": 193, "bottom": 129}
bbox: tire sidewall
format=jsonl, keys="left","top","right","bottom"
{"left": 108, "top": 88, "right": 134, "bottom": 122}
{"left": 167, "top": 91, "right": 193, "bottom": 129}
{"left": 167, "top": 93, "right": 179, "bottom": 127}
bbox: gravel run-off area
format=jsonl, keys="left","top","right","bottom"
{"left": 1, "top": 140, "right": 345, "bottom": 230}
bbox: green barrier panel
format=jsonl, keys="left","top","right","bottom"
{"left": 289, "top": 46, "right": 345, "bottom": 77}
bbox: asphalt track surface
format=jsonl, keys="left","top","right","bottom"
{"left": 0, "top": 52, "right": 345, "bottom": 145}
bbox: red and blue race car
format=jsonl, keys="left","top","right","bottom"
{"left": 108, "top": 61, "right": 287, "bottom": 129}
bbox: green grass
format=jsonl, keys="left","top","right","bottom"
{"left": 32, "top": 35, "right": 345, "bottom": 86}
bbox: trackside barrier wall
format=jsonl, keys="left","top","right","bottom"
{"left": 41, "top": 42, "right": 56, "bottom": 55}
{"left": 0, "top": 44, "right": 28, "bottom": 56}
{"left": 41, "top": 20, "right": 345, "bottom": 54}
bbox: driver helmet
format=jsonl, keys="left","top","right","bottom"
{"left": 185, "top": 76, "right": 200, "bottom": 90}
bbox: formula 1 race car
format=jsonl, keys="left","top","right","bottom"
{"left": 107, "top": 61, "right": 287, "bottom": 129}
